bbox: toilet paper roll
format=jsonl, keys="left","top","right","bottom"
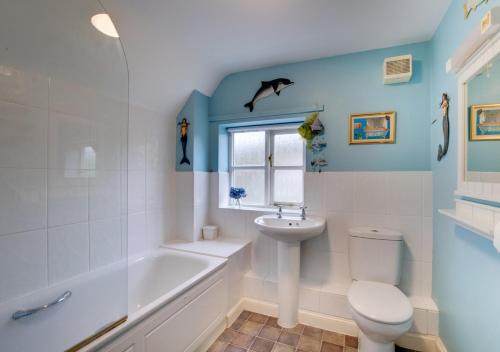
{"left": 494, "top": 222, "right": 500, "bottom": 253}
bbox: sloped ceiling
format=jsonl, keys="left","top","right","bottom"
{"left": 102, "top": 0, "right": 451, "bottom": 115}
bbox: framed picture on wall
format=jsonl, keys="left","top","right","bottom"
{"left": 469, "top": 103, "right": 500, "bottom": 141}
{"left": 349, "top": 112, "right": 396, "bottom": 144}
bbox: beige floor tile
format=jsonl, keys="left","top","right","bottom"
{"left": 231, "top": 331, "right": 255, "bottom": 348}
{"left": 259, "top": 326, "right": 282, "bottom": 341}
{"left": 278, "top": 331, "right": 300, "bottom": 347}
{"left": 283, "top": 323, "right": 305, "bottom": 335}
{"left": 303, "top": 326, "right": 323, "bottom": 340}
{"left": 272, "top": 343, "right": 295, "bottom": 352}
{"left": 250, "top": 337, "right": 275, "bottom": 352}
{"left": 248, "top": 312, "right": 269, "bottom": 324}
{"left": 322, "top": 330, "right": 345, "bottom": 346}
{"left": 345, "top": 335, "right": 358, "bottom": 349}
{"left": 297, "top": 335, "right": 322, "bottom": 352}
{"left": 320, "top": 341, "right": 343, "bottom": 352}
{"left": 240, "top": 320, "right": 264, "bottom": 336}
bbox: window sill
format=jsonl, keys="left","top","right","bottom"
{"left": 219, "top": 204, "right": 301, "bottom": 214}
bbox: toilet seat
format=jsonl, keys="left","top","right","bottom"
{"left": 348, "top": 280, "right": 413, "bottom": 325}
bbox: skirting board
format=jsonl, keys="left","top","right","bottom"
{"left": 224, "top": 298, "right": 447, "bottom": 352}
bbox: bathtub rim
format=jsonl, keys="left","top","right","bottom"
{"left": 79, "top": 248, "right": 227, "bottom": 352}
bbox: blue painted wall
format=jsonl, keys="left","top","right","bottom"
{"left": 467, "top": 59, "right": 500, "bottom": 172}
{"left": 209, "top": 42, "right": 432, "bottom": 172}
{"left": 176, "top": 90, "right": 209, "bottom": 171}
{"left": 430, "top": 1, "right": 500, "bottom": 351}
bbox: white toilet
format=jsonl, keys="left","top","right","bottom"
{"left": 347, "top": 227, "right": 413, "bottom": 352}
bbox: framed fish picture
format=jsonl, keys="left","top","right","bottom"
{"left": 469, "top": 103, "right": 500, "bottom": 141}
{"left": 349, "top": 112, "right": 396, "bottom": 144}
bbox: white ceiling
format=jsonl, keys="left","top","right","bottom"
{"left": 102, "top": 0, "right": 451, "bottom": 114}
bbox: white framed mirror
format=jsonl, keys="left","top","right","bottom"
{"left": 456, "top": 31, "right": 500, "bottom": 203}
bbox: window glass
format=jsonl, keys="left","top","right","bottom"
{"left": 233, "top": 169, "right": 265, "bottom": 205}
{"left": 233, "top": 131, "right": 265, "bottom": 166}
{"left": 273, "top": 133, "right": 304, "bottom": 167}
{"left": 273, "top": 169, "right": 304, "bottom": 204}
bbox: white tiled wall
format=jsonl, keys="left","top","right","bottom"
{"left": 0, "top": 64, "right": 177, "bottom": 303}
{"left": 175, "top": 171, "right": 210, "bottom": 242}
{"left": 208, "top": 171, "right": 437, "bottom": 334}
{"left": 0, "top": 65, "right": 132, "bottom": 303}
{"left": 127, "top": 105, "right": 177, "bottom": 256}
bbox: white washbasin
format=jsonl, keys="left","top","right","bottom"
{"left": 254, "top": 215, "right": 326, "bottom": 243}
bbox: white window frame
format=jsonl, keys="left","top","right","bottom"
{"left": 228, "top": 124, "right": 305, "bottom": 208}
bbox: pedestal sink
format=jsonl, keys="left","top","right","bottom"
{"left": 254, "top": 214, "right": 326, "bottom": 328}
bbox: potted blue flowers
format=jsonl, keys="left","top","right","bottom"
{"left": 229, "top": 187, "right": 247, "bottom": 207}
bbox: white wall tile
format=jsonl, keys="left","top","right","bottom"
{"left": 0, "top": 65, "right": 49, "bottom": 109}
{"left": 91, "top": 113, "right": 122, "bottom": 171}
{"left": 0, "top": 230, "right": 47, "bottom": 302}
{"left": 128, "top": 169, "right": 146, "bottom": 214}
{"left": 147, "top": 113, "right": 171, "bottom": 173}
{"left": 387, "top": 173, "right": 422, "bottom": 216}
{"left": 147, "top": 208, "right": 171, "bottom": 248}
{"left": 386, "top": 215, "right": 422, "bottom": 261}
{"left": 0, "top": 168, "right": 46, "bottom": 235}
{"left": 422, "top": 217, "right": 433, "bottom": 263}
{"left": 48, "top": 222, "right": 89, "bottom": 284}
{"left": 411, "top": 308, "right": 428, "bottom": 334}
{"left": 250, "top": 234, "right": 276, "bottom": 279}
{"left": 304, "top": 172, "right": 325, "bottom": 212}
{"left": 48, "top": 111, "right": 92, "bottom": 170}
{"left": 427, "top": 310, "right": 439, "bottom": 336}
{"left": 299, "top": 285, "right": 321, "bottom": 312}
{"left": 89, "top": 170, "right": 121, "bottom": 220}
{"left": 48, "top": 169, "right": 88, "bottom": 227}
{"left": 194, "top": 205, "right": 208, "bottom": 241}
{"left": 318, "top": 290, "right": 351, "bottom": 319}
{"left": 90, "top": 217, "right": 122, "bottom": 269}
{"left": 354, "top": 172, "right": 388, "bottom": 215}
{"left": 128, "top": 212, "right": 147, "bottom": 256}
{"left": 50, "top": 78, "right": 102, "bottom": 118}
{"left": 300, "top": 250, "right": 329, "bottom": 286}
{"left": 176, "top": 206, "right": 194, "bottom": 242}
{"left": 399, "top": 260, "right": 423, "bottom": 296}
{"left": 422, "top": 261, "right": 433, "bottom": 297}
{"left": 324, "top": 172, "right": 355, "bottom": 212}
{"left": 0, "top": 101, "right": 48, "bottom": 168}
{"left": 128, "top": 106, "right": 147, "bottom": 171}
{"left": 175, "top": 172, "right": 194, "bottom": 210}
{"left": 324, "top": 212, "right": 352, "bottom": 253}
{"left": 422, "top": 173, "right": 433, "bottom": 217}
{"left": 260, "top": 279, "right": 278, "bottom": 303}
{"left": 194, "top": 171, "right": 210, "bottom": 207}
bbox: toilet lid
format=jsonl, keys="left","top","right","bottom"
{"left": 348, "top": 281, "right": 413, "bottom": 325}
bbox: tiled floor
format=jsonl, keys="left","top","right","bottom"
{"left": 207, "top": 311, "right": 419, "bottom": 352}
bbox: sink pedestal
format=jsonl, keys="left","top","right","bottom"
{"left": 254, "top": 214, "right": 326, "bottom": 329}
{"left": 277, "top": 241, "right": 300, "bottom": 328}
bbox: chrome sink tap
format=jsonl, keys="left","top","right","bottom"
{"left": 300, "top": 206, "right": 307, "bottom": 220}
{"left": 276, "top": 204, "right": 283, "bottom": 219}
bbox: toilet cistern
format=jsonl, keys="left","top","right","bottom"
{"left": 254, "top": 206, "right": 325, "bottom": 328}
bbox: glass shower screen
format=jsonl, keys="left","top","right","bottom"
{"left": 0, "top": 0, "right": 129, "bottom": 351}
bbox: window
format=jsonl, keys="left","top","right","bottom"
{"left": 229, "top": 125, "right": 305, "bottom": 207}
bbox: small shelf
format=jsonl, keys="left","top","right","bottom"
{"left": 439, "top": 208, "right": 494, "bottom": 241}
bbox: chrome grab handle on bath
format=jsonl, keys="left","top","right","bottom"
{"left": 12, "top": 290, "right": 72, "bottom": 320}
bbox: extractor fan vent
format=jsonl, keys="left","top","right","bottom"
{"left": 384, "top": 54, "right": 412, "bottom": 84}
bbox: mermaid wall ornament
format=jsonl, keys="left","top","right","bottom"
{"left": 178, "top": 117, "right": 191, "bottom": 165}
{"left": 436, "top": 93, "right": 450, "bottom": 161}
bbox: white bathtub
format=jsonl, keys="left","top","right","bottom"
{"left": 127, "top": 249, "right": 227, "bottom": 321}
{"left": 85, "top": 248, "right": 228, "bottom": 352}
{"left": 0, "top": 248, "right": 227, "bottom": 352}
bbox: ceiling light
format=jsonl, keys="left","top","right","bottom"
{"left": 91, "top": 13, "right": 119, "bottom": 38}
